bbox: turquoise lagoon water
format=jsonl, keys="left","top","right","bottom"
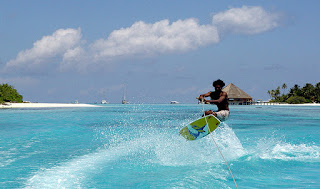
{"left": 0, "top": 104, "right": 319, "bottom": 188}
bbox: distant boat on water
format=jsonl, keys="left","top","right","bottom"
{"left": 170, "top": 101, "right": 179, "bottom": 104}
{"left": 122, "top": 84, "right": 128, "bottom": 104}
{"left": 101, "top": 100, "right": 109, "bottom": 104}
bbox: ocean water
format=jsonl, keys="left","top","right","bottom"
{"left": 0, "top": 104, "right": 319, "bottom": 188}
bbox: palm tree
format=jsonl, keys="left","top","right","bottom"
{"left": 282, "top": 83, "right": 287, "bottom": 95}
{"left": 290, "top": 84, "right": 301, "bottom": 97}
{"left": 275, "top": 87, "right": 281, "bottom": 100}
{"left": 267, "top": 90, "right": 272, "bottom": 100}
{"left": 302, "top": 83, "right": 315, "bottom": 102}
{"left": 271, "top": 90, "right": 275, "bottom": 100}
{"left": 315, "top": 82, "right": 320, "bottom": 102}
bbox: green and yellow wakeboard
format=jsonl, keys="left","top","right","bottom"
{"left": 179, "top": 115, "right": 221, "bottom": 140}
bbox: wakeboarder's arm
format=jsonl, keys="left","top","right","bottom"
{"left": 198, "top": 92, "right": 211, "bottom": 101}
{"left": 204, "top": 92, "right": 227, "bottom": 104}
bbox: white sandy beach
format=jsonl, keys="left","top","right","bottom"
{"left": 274, "top": 103, "right": 320, "bottom": 106}
{"left": 0, "top": 103, "right": 100, "bottom": 109}
{"left": 254, "top": 103, "right": 320, "bottom": 106}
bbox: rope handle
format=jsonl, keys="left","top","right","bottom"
{"left": 196, "top": 97, "right": 210, "bottom": 104}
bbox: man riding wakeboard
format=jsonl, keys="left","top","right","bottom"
{"left": 198, "top": 79, "right": 229, "bottom": 121}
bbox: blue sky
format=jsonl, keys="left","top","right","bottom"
{"left": 1, "top": 0, "right": 319, "bottom": 103}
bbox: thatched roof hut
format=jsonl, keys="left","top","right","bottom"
{"left": 223, "top": 83, "right": 252, "bottom": 105}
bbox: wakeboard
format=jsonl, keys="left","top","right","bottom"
{"left": 179, "top": 115, "right": 220, "bottom": 140}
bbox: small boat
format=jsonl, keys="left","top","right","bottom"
{"left": 122, "top": 84, "right": 128, "bottom": 104}
{"left": 101, "top": 100, "right": 109, "bottom": 104}
{"left": 170, "top": 101, "right": 179, "bottom": 104}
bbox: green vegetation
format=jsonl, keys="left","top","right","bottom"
{"left": 286, "top": 96, "right": 306, "bottom": 104}
{"left": 268, "top": 82, "right": 320, "bottom": 104}
{"left": 0, "top": 84, "right": 23, "bottom": 103}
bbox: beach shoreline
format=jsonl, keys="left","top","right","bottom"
{"left": 0, "top": 102, "right": 100, "bottom": 109}
{"left": 1, "top": 102, "right": 320, "bottom": 109}
{"left": 252, "top": 103, "right": 320, "bottom": 106}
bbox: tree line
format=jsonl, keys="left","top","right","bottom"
{"left": 0, "top": 83, "right": 23, "bottom": 103}
{"left": 268, "top": 82, "right": 320, "bottom": 104}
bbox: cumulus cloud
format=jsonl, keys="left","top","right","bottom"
{"left": 5, "top": 28, "right": 82, "bottom": 71}
{"left": 212, "top": 6, "right": 280, "bottom": 35}
{"left": 4, "top": 6, "right": 281, "bottom": 73}
{"left": 60, "top": 46, "right": 87, "bottom": 71}
{"left": 91, "top": 19, "right": 219, "bottom": 60}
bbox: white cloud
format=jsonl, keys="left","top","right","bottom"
{"left": 60, "top": 46, "right": 87, "bottom": 71}
{"left": 91, "top": 19, "right": 219, "bottom": 60}
{"left": 212, "top": 6, "right": 280, "bottom": 35}
{"left": 3, "top": 6, "right": 281, "bottom": 74}
{"left": 5, "top": 28, "right": 82, "bottom": 70}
